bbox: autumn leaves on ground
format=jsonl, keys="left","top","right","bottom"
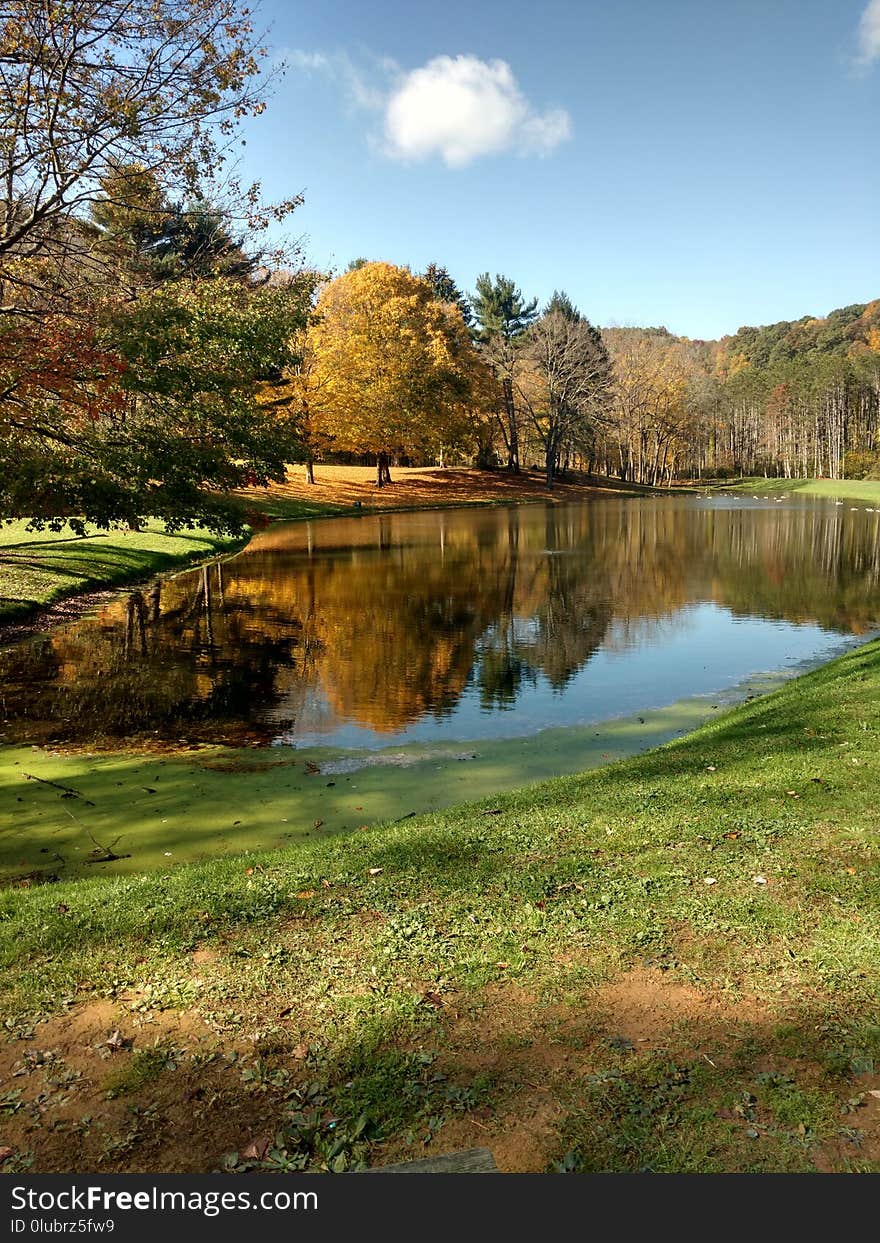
{"left": 242, "top": 463, "right": 651, "bottom": 518}
{"left": 2, "top": 641, "right": 879, "bottom": 1174}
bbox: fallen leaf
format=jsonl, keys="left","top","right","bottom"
{"left": 704, "top": 877, "right": 718, "bottom": 886}
{"left": 296, "top": 890, "right": 315, "bottom": 900}
{"left": 752, "top": 875, "right": 767, "bottom": 885}
{"left": 105, "top": 1030, "right": 125, "bottom": 1051}
{"left": 846, "top": 867, "right": 856, "bottom": 875}
{"left": 241, "top": 1135, "right": 272, "bottom": 1162}
{"left": 724, "top": 831, "right": 739, "bottom": 840}
{"left": 292, "top": 1041, "right": 310, "bottom": 1060}
{"left": 420, "top": 991, "right": 443, "bottom": 1008}
{"left": 0, "top": 1146, "right": 13, "bottom": 1163}
{"left": 313, "top": 819, "right": 324, "bottom": 829}
{"left": 368, "top": 867, "right": 383, "bottom": 876}
{"left": 481, "top": 809, "right": 503, "bottom": 816}
{"left": 868, "top": 1090, "right": 880, "bottom": 1100}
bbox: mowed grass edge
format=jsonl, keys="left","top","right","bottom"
{"left": 0, "top": 521, "right": 245, "bottom": 623}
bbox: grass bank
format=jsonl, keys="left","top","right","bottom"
{"left": 0, "top": 522, "right": 243, "bottom": 626}
{"left": 1, "top": 641, "right": 879, "bottom": 1173}
{"left": 712, "top": 477, "right": 880, "bottom": 505}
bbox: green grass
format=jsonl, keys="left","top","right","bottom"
{"left": 240, "top": 495, "right": 351, "bottom": 521}
{"left": 0, "top": 521, "right": 244, "bottom": 623}
{"left": 712, "top": 477, "right": 880, "bottom": 505}
{"left": 2, "top": 639, "right": 880, "bottom": 1171}
{"left": 0, "top": 692, "right": 763, "bottom": 879}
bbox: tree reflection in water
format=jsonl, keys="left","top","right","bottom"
{"left": 3, "top": 498, "right": 880, "bottom": 748}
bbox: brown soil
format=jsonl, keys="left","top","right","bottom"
{"left": 378, "top": 969, "right": 774, "bottom": 1172}
{"left": 0, "top": 996, "right": 263, "bottom": 1173}
{"left": 2, "top": 966, "right": 876, "bottom": 1174}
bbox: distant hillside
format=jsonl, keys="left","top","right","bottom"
{"left": 719, "top": 300, "right": 880, "bottom": 369}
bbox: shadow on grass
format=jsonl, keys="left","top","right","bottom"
{"left": 6, "top": 968, "right": 876, "bottom": 1173}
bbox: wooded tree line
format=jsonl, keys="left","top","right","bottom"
{"left": 296, "top": 271, "right": 880, "bottom": 489}
{"left": 549, "top": 306, "right": 880, "bottom": 486}
{"left": 284, "top": 265, "right": 612, "bottom": 488}
{"left": 3, "top": 0, "right": 880, "bottom": 535}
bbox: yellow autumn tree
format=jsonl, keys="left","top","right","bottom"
{"left": 308, "top": 261, "right": 491, "bottom": 484}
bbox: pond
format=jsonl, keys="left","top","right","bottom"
{"left": 5, "top": 493, "right": 880, "bottom": 875}
{"left": 3, "top": 494, "right": 880, "bottom": 752}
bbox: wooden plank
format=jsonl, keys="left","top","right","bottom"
{"left": 361, "top": 1147, "right": 498, "bottom": 1173}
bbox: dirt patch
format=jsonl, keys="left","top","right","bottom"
{"left": 371, "top": 967, "right": 823, "bottom": 1172}
{"left": 2, "top": 967, "right": 875, "bottom": 1173}
{"left": 0, "top": 998, "right": 265, "bottom": 1173}
{"left": 596, "top": 965, "right": 768, "bottom": 1049}
{"left": 0, "top": 586, "right": 128, "bottom": 646}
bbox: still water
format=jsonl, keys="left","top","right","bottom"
{"left": 3, "top": 495, "right": 880, "bottom": 751}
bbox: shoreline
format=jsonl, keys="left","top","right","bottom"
{"left": 7, "top": 469, "right": 876, "bottom": 637}
{"left": 0, "top": 468, "right": 656, "bottom": 636}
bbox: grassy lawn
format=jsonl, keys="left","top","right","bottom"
{"left": 1, "top": 640, "right": 879, "bottom": 1173}
{"left": 713, "top": 477, "right": 880, "bottom": 505}
{"left": 0, "top": 522, "right": 244, "bottom": 624}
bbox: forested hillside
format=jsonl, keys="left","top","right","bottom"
{"left": 589, "top": 301, "right": 880, "bottom": 484}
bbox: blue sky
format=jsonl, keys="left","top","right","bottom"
{"left": 241, "top": 0, "right": 880, "bottom": 339}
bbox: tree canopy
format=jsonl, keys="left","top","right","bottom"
{"left": 307, "top": 262, "right": 492, "bottom": 483}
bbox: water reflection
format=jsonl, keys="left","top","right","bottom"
{"left": 3, "top": 498, "right": 880, "bottom": 748}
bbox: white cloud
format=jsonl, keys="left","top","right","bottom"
{"left": 282, "top": 48, "right": 387, "bottom": 111}
{"left": 857, "top": 0, "right": 880, "bottom": 64}
{"left": 383, "top": 55, "right": 571, "bottom": 166}
{"left": 286, "top": 50, "right": 330, "bottom": 72}
{"left": 285, "top": 49, "right": 571, "bottom": 167}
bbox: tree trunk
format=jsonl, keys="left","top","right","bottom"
{"left": 376, "top": 451, "right": 392, "bottom": 486}
{"left": 502, "top": 377, "right": 519, "bottom": 472}
{"left": 305, "top": 457, "right": 315, "bottom": 485}
{"left": 545, "top": 444, "right": 556, "bottom": 488}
